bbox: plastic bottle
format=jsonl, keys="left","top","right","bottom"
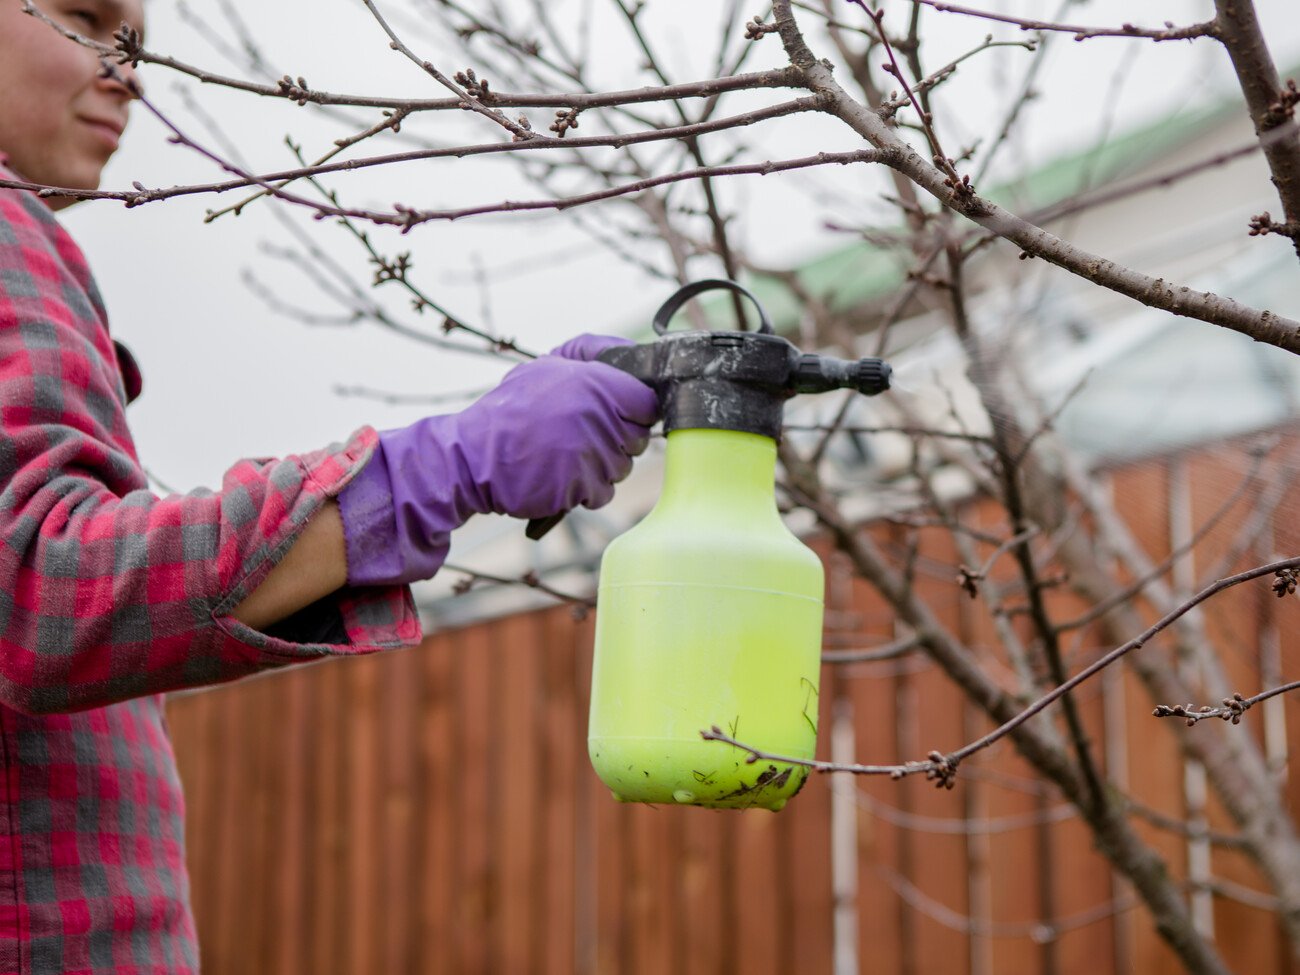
{"left": 588, "top": 426, "right": 824, "bottom": 811}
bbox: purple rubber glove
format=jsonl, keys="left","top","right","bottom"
{"left": 338, "top": 335, "right": 656, "bottom": 586}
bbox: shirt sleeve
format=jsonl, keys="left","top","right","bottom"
{"left": 0, "top": 182, "right": 422, "bottom": 715}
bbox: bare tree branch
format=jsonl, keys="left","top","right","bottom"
{"left": 1154, "top": 679, "right": 1300, "bottom": 727}
{"left": 21, "top": 0, "right": 803, "bottom": 113}
{"left": 822, "top": 632, "right": 923, "bottom": 663}
{"left": 1212, "top": 0, "right": 1300, "bottom": 257}
{"left": 708, "top": 554, "right": 1300, "bottom": 772}
{"left": 772, "top": 0, "right": 1300, "bottom": 354}
{"left": 319, "top": 150, "right": 884, "bottom": 227}
{"left": 1055, "top": 439, "right": 1277, "bottom": 634}
{"left": 907, "top": 1, "right": 1216, "bottom": 43}
{"left": 1125, "top": 800, "right": 1252, "bottom": 851}
{"left": 443, "top": 563, "right": 595, "bottom": 616}
{"left": 0, "top": 97, "right": 823, "bottom": 211}
{"left": 954, "top": 558, "right": 1300, "bottom": 772}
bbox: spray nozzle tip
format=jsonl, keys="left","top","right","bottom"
{"left": 852, "top": 358, "right": 892, "bottom": 395}
{"left": 789, "top": 353, "right": 893, "bottom": 396}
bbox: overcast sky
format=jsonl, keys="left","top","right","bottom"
{"left": 55, "top": 0, "right": 1300, "bottom": 492}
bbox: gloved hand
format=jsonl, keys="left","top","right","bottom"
{"left": 339, "top": 335, "right": 657, "bottom": 586}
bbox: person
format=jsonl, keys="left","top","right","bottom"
{"left": 0, "top": 1, "right": 660, "bottom": 971}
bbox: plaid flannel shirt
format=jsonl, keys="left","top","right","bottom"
{"left": 0, "top": 168, "right": 422, "bottom": 973}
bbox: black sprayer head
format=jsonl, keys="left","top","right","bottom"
{"left": 525, "top": 279, "right": 892, "bottom": 539}
{"left": 596, "top": 279, "right": 892, "bottom": 440}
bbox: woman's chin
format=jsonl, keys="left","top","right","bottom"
{"left": 40, "top": 163, "right": 106, "bottom": 209}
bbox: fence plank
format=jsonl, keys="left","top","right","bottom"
{"left": 380, "top": 648, "right": 420, "bottom": 975}
{"left": 675, "top": 807, "right": 728, "bottom": 975}
{"left": 414, "top": 631, "right": 460, "bottom": 971}
{"left": 731, "top": 806, "right": 784, "bottom": 971}
{"left": 497, "top": 611, "right": 542, "bottom": 972}
{"left": 593, "top": 774, "right": 630, "bottom": 973}
{"left": 344, "top": 656, "right": 381, "bottom": 975}
{"left": 454, "top": 623, "right": 496, "bottom": 974}
{"left": 537, "top": 609, "right": 580, "bottom": 975}
{"left": 269, "top": 669, "right": 311, "bottom": 975}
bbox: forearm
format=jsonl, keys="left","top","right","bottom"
{"left": 230, "top": 500, "right": 348, "bottom": 632}
{"left": 0, "top": 187, "right": 419, "bottom": 715}
{"left": 0, "top": 433, "right": 417, "bottom": 714}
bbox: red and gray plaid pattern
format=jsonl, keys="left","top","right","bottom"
{"left": 0, "top": 171, "right": 421, "bottom": 972}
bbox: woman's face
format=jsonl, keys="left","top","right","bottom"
{"left": 0, "top": 0, "right": 145, "bottom": 207}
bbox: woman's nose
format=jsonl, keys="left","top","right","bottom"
{"left": 96, "top": 58, "right": 143, "bottom": 100}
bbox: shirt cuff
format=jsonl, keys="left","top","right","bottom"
{"left": 212, "top": 427, "right": 423, "bottom": 661}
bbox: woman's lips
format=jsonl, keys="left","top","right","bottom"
{"left": 78, "top": 116, "right": 123, "bottom": 150}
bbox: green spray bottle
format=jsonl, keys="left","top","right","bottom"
{"left": 532, "top": 280, "right": 891, "bottom": 811}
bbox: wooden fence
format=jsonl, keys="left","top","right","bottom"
{"left": 166, "top": 438, "right": 1300, "bottom": 974}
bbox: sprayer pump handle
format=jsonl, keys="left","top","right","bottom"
{"left": 652, "top": 279, "right": 773, "bottom": 335}
{"left": 526, "top": 279, "right": 780, "bottom": 542}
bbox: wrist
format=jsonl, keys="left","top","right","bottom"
{"left": 338, "top": 439, "right": 408, "bottom": 586}
{"left": 338, "top": 425, "right": 462, "bottom": 587}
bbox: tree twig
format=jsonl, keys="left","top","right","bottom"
{"left": 321, "top": 150, "right": 884, "bottom": 229}
{"left": 1154, "top": 679, "right": 1300, "bottom": 727}
{"left": 1211, "top": 0, "right": 1300, "bottom": 259}
{"left": 0, "top": 98, "right": 824, "bottom": 211}
{"left": 443, "top": 563, "right": 596, "bottom": 616}
{"left": 905, "top": 1, "right": 1216, "bottom": 43}
{"left": 822, "top": 632, "right": 923, "bottom": 663}
{"left": 709, "top": 549, "right": 1300, "bottom": 784}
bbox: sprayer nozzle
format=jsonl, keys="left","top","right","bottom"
{"left": 851, "top": 358, "right": 892, "bottom": 396}
{"left": 789, "top": 354, "right": 892, "bottom": 397}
